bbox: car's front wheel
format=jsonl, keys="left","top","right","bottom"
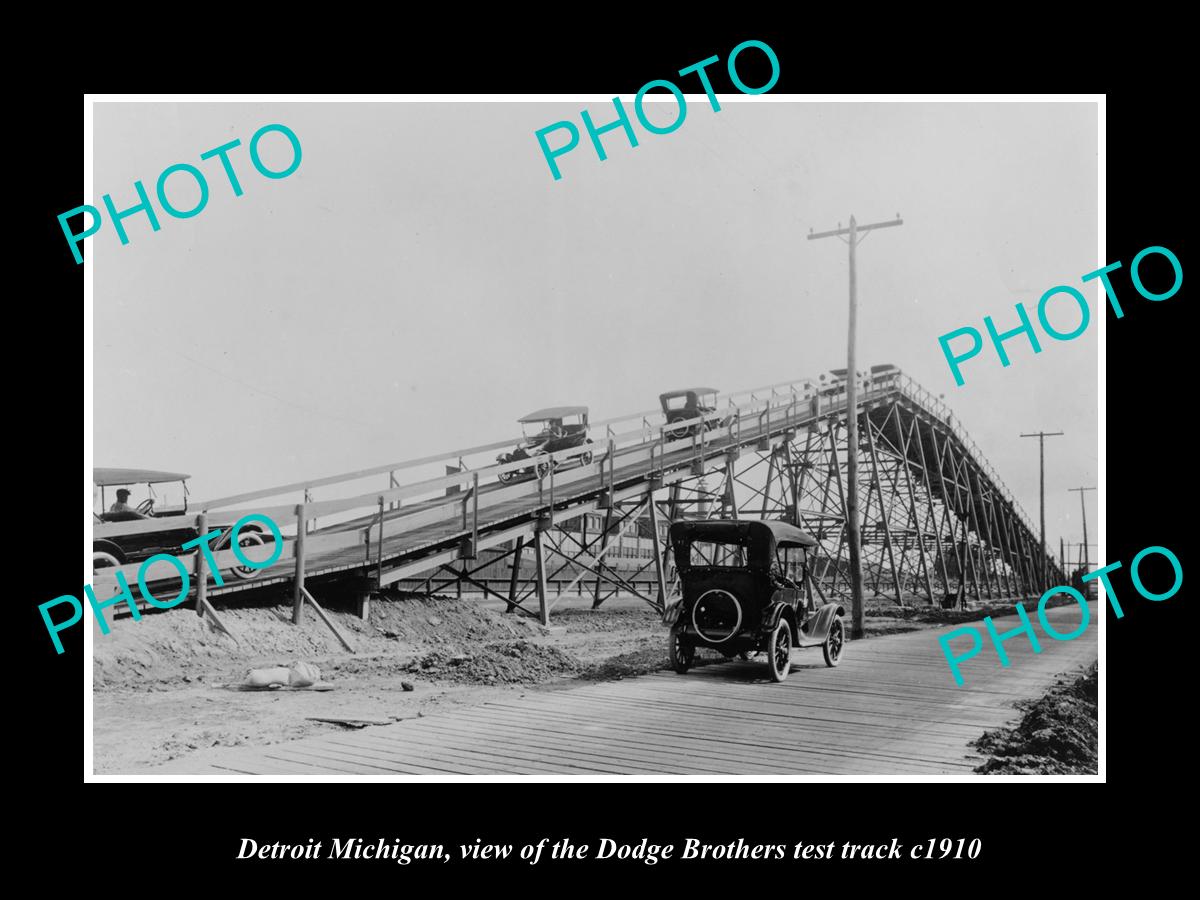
{"left": 822, "top": 617, "right": 845, "bottom": 667}
{"left": 93, "top": 550, "right": 122, "bottom": 575}
{"left": 767, "top": 619, "right": 792, "bottom": 682}
{"left": 668, "top": 627, "right": 694, "bottom": 674}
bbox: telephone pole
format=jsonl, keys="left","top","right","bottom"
{"left": 1019, "top": 430, "right": 1063, "bottom": 591}
{"left": 808, "top": 213, "right": 903, "bottom": 639}
{"left": 1068, "top": 486, "right": 1096, "bottom": 570}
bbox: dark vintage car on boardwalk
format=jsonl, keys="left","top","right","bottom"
{"left": 496, "top": 407, "right": 594, "bottom": 482}
{"left": 659, "top": 387, "right": 731, "bottom": 439}
{"left": 92, "top": 468, "right": 271, "bottom": 579}
{"left": 663, "top": 519, "right": 845, "bottom": 682}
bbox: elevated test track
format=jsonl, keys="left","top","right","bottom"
{"left": 92, "top": 368, "right": 1063, "bottom": 641}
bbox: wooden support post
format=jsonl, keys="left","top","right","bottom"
{"left": 648, "top": 496, "right": 668, "bottom": 612}
{"left": 896, "top": 414, "right": 935, "bottom": 603}
{"left": 292, "top": 503, "right": 307, "bottom": 625}
{"left": 301, "top": 587, "right": 355, "bottom": 652}
{"left": 724, "top": 455, "right": 739, "bottom": 521}
{"left": 864, "top": 410, "right": 903, "bottom": 605}
{"left": 989, "top": 496, "right": 1016, "bottom": 599}
{"left": 928, "top": 429, "right": 964, "bottom": 599}
{"left": 534, "top": 527, "right": 550, "bottom": 626}
{"left": 191, "top": 511, "right": 238, "bottom": 644}
{"left": 760, "top": 451, "right": 777, "bottom": 518}
{"left": 960, "top": 466, "right": 994, "bottom": 601}
{"left": 376, "top": 496, "right": 385, "bottom": 590}
{"left": 912, "top": 420, "right": 950, "bottom": 602}
{"left": 506, "top": 536, "right": 525, "bottom": 613}
{"left": 195, "top": 512, "right": 209, "bottom": 620}
{"left": 593, "top": 506, "right": 613, "bottom": 608}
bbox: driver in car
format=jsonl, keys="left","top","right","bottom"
{"left": 108, "top": 488, "right": 145, "bottom": 517}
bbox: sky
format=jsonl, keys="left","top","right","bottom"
{"left": 92, "top": 99, "right": 1099, "bottom": 561}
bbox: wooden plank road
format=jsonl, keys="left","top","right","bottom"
{"left": 146, "top": 602, "right": 1098, "bottom": 776}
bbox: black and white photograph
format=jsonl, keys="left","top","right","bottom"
{"left": 79, "top": 95, "right": 1105, "bottom": 781}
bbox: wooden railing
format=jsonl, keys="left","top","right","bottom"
{"left": 89, "top": 367, "right": 1048, "bottom": 603}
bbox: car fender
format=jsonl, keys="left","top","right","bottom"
{"left": 93, "top": 540, "right": 125, "bottom": 564}
{"left": 802, "top": 603, "right": 846, "bottom": 643}
{"left": 761, "top": 600, "right": 798, "bottom": 641}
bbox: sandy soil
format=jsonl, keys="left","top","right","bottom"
{"left": 970, "top": 662, "right": 1098, "bottom": 774}
{"left": 92, "top": 591, "right": 1085, "bottom": 774}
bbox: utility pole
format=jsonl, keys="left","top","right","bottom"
{"left": 1068, "top": 486, "right": 1096, "bottom": 570}
{"left": 1019, "top": 430, "right": 1063, "bottom": 591}
{"left": 809, "top": 213, "right": 903, "bottom": 639}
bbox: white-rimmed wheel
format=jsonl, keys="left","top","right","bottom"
{"left": 667, "top": 417, "right": 691, "bottom": 440}
{"left": 231, "top": 530, "right": 266, "bottom": 580}
{"left": 93, "top": 550, "right": 121, "bottom": 575}
{"left": 767, "top": 619, "right": 792, "bottom": 682}
{"left": 822, "top": 617, "right": 845, "bottom": 667}
{"left": 669, "top": 626, "right": 694, "bottom": 674}
{"left": 580, "top": 441, "right": 594, "bottom": 466}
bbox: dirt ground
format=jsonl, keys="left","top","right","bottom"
{"left": 92, "top": 591, "right": 1088, "bottom": 774}
{"left": 971, "top": 662, "right": 1098, "bottom": 774}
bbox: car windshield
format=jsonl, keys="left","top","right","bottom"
{"left": 94, "top": 481, "right": 187, "bottom": 515}
{"left": 773, "top": 546, "right": 805, "bottom": 583}
{"left": 688, "top": 537, "right": 748, "bottom": 568}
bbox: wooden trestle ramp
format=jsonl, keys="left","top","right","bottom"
{"left": 91, "top": 368, "right": 1064, "bottom": 642}
{"left": 151, "top": 603, "right": 1097, "bottom": 776}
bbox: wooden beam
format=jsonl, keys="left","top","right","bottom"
{"left": 301, "top": 587, "right": 355, "bottom": 653}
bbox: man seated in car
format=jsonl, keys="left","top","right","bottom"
{"left": 108, "top": 488, "right": 145, "bottom": 517}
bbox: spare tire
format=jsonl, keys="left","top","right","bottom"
{"left": 692, "top": 589, "right": 742, "bottom": 643}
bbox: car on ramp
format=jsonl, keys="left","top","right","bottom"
{"left": 92, "top": 468, "right": 273, "bottom": 580}
{"left": 496, "top": 407, "right": 594, "bottom": 482}
{"left": 658, "top": 387, "right": 731, "bottom": 439}
{"left": 663, "top": 519, "right": 845, "bottom": 682}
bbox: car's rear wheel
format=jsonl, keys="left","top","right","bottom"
{"left": 822, "top": 617, "right": 845, "bottom": 667}
{"left": 669, "top": 627, "right": 694, "bottom": 674}
{"left": 534, "top": 459, "right": 551, "bottom": 480}
{"left": 768, "top": 619, "right": 792, "bottom": 682}
{"left": 231, "top": 530, "right": 266, "bottom": 580}
{"left": 667, "top": 417, "right": 691, "bottom": 440}
{"left": 580, "top": 441, "right": 594, "bottom": 466}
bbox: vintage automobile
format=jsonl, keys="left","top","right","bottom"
{"left": 496, "top": 407, "right": 594, "bottom": 482}
{"left": 663, "top": 519, "right": 845, "bottom": 682}
{"left": 659, "top": 387, "right": 730, "bottom": 439}
{"left": 92, "top": 468, "right": 272, "bottom": 580}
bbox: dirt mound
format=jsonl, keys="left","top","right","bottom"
{"left": 972, "top": 663, "right": 1098, "bottom": 774}
{"left": 92, "top": 592, "right": 545, "bottom": 690}
{"left": 552, "top": 605, "right": 663, "bottom": 634}
{"left": 401, "top": 640, "right": 580, "bottom": 684}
